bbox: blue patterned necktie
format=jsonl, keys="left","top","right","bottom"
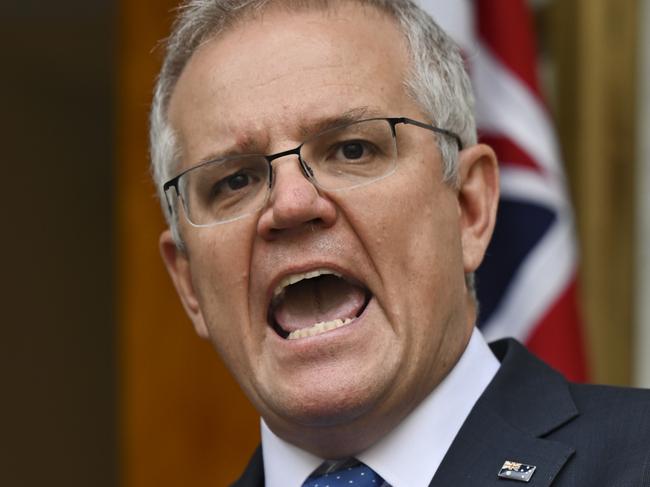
{"left": 302, "top": 460, "right": 384, "bottom": 487}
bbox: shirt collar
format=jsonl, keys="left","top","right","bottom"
{"left": 262, "top": 421, "right": 322, "bottom": 487}
{"left": 261, "top": 327, "right": 500, "bottom": 487}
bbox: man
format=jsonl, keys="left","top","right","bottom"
{"left": 150, "top": 0, "right": 650, "bottom": 485}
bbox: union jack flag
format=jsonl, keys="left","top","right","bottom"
{"left": 422, "top": 0, "right": 588, "bottom": 381}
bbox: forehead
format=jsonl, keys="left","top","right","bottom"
{"left": 168, "top": 2, "right": 415, "bottom": 162}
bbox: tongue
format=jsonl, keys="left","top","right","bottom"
{"left": 273, "top": 275, "right": 367, "bottom": 332}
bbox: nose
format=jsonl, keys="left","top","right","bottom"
{"left": 256, "top": 157, "right": 337, "bottom": 239}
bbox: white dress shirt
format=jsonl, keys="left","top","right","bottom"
{"left": 261, "top": 327, "right": 500, "bottom": 487}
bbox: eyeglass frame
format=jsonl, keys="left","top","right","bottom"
{"left": 162, "top": 116, "right": 463, "bottom": 221}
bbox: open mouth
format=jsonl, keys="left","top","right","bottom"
{"left": 268, "top": 269, "right": 372, "bottom": 340}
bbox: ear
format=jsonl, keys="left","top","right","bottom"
{"left": 457, "top": 143, "right": 500, "bottom": 273}
{"left": 159, "top": 229, "right": 210, "bottom": 339}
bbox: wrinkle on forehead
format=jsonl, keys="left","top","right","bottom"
{"left": 184, "top": 0, "right": 403, "bottom": 89}
{"left": 195, "top": 105, "right": 385, "bottom": 163}
{"left": 169, "top": 0, "right": 411, "bottom": 168}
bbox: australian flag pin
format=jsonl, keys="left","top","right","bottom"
{"left": 497, "top": 460, "right": 537, "bottom": 482}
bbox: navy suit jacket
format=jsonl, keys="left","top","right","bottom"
{"left": 231, "top": 339, "right": 650, "bottom": 486}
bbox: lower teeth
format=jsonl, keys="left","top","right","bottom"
{"left": 287, "top": 317, "right": 354, "bottom": 340}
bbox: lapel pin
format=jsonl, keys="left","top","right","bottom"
{"left": 497, "top": 460, "right": 537, "bottom": 482}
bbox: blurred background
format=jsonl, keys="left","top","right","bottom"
{"left": 1, "top": 0, "right": 648, "bottom": 485}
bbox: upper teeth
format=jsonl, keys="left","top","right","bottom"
{"left": 273, "top": 268, "right": 342, "bottom": 299}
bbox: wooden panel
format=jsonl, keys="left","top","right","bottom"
{"left": 116, "top": 2, "right": 260, "bottom": 486}
{"left": 549, "top": 0, "right": 639, "bottom": 385}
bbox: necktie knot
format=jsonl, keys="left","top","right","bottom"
{"left": 302, "top": 460, "right": 384, "bottom": 487}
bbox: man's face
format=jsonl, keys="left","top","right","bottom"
{"left": 162, "top": 2, "right": 497, "bottom": 455}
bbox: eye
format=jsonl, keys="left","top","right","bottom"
{"left": 340, "top": 141, "right": 365, "bottom": 159}
{"left": 334, "top": 140, "right": 376, "bottom": 162}
{"left": 210, "top": 169, "right": 261, "bottom": 200}
{"left": 224, "top": 172, "right": 251, "bottom": 191}
{"left": 185, "top": 156, "right": 268, "bottom": 221}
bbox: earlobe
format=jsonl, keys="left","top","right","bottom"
{"left": 159, "top": 229, "right": 210, "bottom": 339}
{"left": 457, "top": 144, "right": 500, "bottom": 273}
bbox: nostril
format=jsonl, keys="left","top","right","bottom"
{"left": 268, "top": 217, "right": 323, "bottom": 238}
{"left": 307, "top": 218, "right": 325, "bottom": 231}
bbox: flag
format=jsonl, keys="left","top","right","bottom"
{"left": 421, "top": 0, "right": 588, "bottom": 381}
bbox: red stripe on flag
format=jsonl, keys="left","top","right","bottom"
{"left": 476, "top": 0, "right": 542, "bottom": 99}
{"left": 525, "top": 277, "right": 589, "bottom": 382}
{"left": 480, "top": 133, "right": 542, "bottom": 172}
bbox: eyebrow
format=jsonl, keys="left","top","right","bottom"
{"left": 193, "top": 134, "right": 264, "bottom": 167}
{"left": 296, "top": 106, "right": 378, "bottom": 138}
{"left": 193, "top": 106, "right": 382, "bottom": 167}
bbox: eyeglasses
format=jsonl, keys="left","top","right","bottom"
{"left": 163, "top": 117, "right": 462, "bottom": 226}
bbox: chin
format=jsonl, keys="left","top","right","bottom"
{"left": 261, "top": 371, "right": 392, "bottom": 430}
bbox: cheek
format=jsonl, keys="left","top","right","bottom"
{"left": 398, "top": 194, "right": 462, "bottom": 309}
{"left": 364, "top": 174, "right": 461, "bottom": 274}
{"left": 343, "top": 169, "right": 464, "bottom": 320}
{"left": 187, "top": 223, "right": 257, "bottom": 346}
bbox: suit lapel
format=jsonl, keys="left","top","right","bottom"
{"left": 430, "top": 339, "right": 578, "bottom": 487}
{"left": 230, "top": 446, "right": 265, "bottom": 487}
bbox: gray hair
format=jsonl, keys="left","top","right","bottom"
{"left": 150, "top": 0, "right": 478, "bottom": 298}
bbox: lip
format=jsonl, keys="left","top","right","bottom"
{"left": 264, "top": 262, "right": 372, "bottom": 339}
